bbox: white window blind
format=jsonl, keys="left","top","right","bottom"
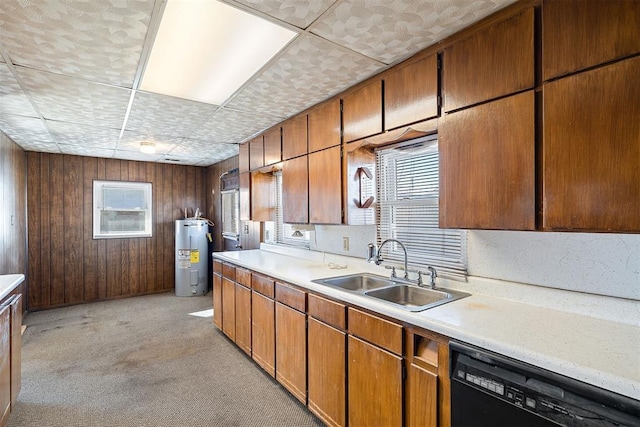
{"left": 221, "top": 189, "right": 239, "bottom": 240}
{"left": 274, "top": 171, "right": 310, "bottom": 248}
{"left": 376, "top": 135, "right": 467, "bottom": 278}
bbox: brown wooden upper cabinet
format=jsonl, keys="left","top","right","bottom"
{"left": 439, "top": 90, "right": 536, "bottom": 230}
{"left": 249, "top": 135, "right": 264, "bottom": 171}
{"left": 542, "top": 0, "right": 640, "bottom": 81}
{"left": 384, "top": 54, "right": 439, "bottom": 131}
{"left": 282, "top": 115, "right": 308, "bottom": 160}
{"left": 250, "top": 172, "right": 276, "bottom": 222}
{"left": 308, "top": 100, "right": 341, "bottom": 153}
{"left": 442, "top": 8, "right": 534, "bottom": 112}
{"left": 263, "top": 127, "right": 282, "bottom": 166}
{"left": 282, "top": 155, "right": 309, "bottom": 224}
{"left": 542, "top": 56, "right": 640, "bottom": 232}
{"left": 342, "top": 79, "right": 383, "bottom": 143}
{"left": 239, "top": 142, "right": 249, "bottom": 173}
{"left": 309, "top": 146, "right": 342, "bottom": 224}
{"left": 239, "top": 171, "right": 251, "bottom": 221}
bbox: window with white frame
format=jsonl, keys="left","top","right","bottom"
{"left": 93, "top": 180, "right": 152, "bottom": 239}
{"left": 376, "top": 135, "right": 467, "bottom": 279}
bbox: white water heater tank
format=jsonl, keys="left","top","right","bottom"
{"left": 175, "top": 219, "right": 210, "bottom": 296}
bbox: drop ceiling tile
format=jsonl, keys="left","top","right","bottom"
{"left": 157, "top": 156, "right": 202, "bottom": 166}
{"left": 226, "top": 33, "right": 384, "bottom": 118}
{"left": 14, "top": 141, "right": 61, "bottom": 153}
{"left": 46, "top": 121, "right": 121, "bottom": 148}
{"left": 0, "top": 0, "right": 155, "bottom": 87}
{"left": 311, "top": 0, "right": 516, "bottom": 64}
{"left": 59, "top": 144, "right": 115, "bottom": 158}
{"left": 0, "top": 114, "right": 54, "bottom": 145}
{"left": 0, "top": 63, "right": 38, "bottom": 117}
{"left": 169, "top": 140, "right": 238, "bottom": 159}
{"left": 119, "top": 131, "right": 183, "bottom": 154}
{"left": 113, "top": 149, "right": 164, "bottom": 163}
{"left": 17, "top": 67, "right": 131, "bottom": 128}
{"left": 126, "top": 91, "right": 220, "bottom": 139}
{"left": 194, "top": 108, "right": 280, "bottom": 143}
{"left": 231, "top": 0, "right": 336, "bottom": 29}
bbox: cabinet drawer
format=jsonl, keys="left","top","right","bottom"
{"left": 276, "top": 282, "right": 306, "bottom": 312}
{"left": 213, "top": 259, "right": 223, "bottom": 274}
{"left": 348, "top": 308, "right": 403, "bottom": 356}
{"left": 252, "top": 273, "right": 275, "bottom": 298}
{"left": 308, "top": 294, "right": 346, "bottom": 330}
{"left": 236, "top": 267, "right": 251, "bottom": 288}
{"left": 222, "top": 263, "right": 236, "bottom": 281}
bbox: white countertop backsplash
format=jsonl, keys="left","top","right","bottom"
{"left": 213, "top": 244, "right": 640, "bottom": 401}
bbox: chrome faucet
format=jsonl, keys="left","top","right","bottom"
{"left": 367, "top": 239, "right": 409, "bottom": 280}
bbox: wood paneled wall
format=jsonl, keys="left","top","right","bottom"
{"left": 0, "top": 133, "right": 27, "bottom": 290}
{"left": 26, "top": 153, "right": 206, "bottom": 310}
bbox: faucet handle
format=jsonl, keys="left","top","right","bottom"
{"left": 384, "top": 265, "right": 397, "bottom": 278}
{"left": 426, "top": 266, "right": 437, "bottom": 287}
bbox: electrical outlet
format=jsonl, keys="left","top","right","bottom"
{"left": 243, "top": 224, "right": 249, "bottom": 234}
{"left": 343, "top": 237, "right": 349, "bottom": 251}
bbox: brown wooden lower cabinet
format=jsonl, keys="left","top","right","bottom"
{"left": 0, "top": 304, "right": 10, "bottom": 426}
{"left": 251, "top": 291, "right": 275, "bottom": 377}
{"left": 307, "top": 317, "right": 346, "bottom": 427}
{"left": 221, "top": 277, "right": 235, "bottom": 341}
{"left": 348, "top": 335, "right": 403, "bottom": 427}
{"left": 275, "top": 302, "right": 307, "bottom": 403}
{"left": 213, "top": 273, "right": 222, "bottom": 329}
{"left": 235, "top": 284, "right": 251, "bottom": 356}
{"left": 407, "top": 363, "right": 438, "bottom": 427}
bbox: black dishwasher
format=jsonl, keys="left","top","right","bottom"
{"left": 450, "top": 341, "right": 640, "bottom": 426}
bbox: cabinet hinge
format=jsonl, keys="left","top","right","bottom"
{"left": 402, "top": 364, "right": 407, "bottom": 380}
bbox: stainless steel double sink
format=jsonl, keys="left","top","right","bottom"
{"left": 312, "top": 273, "right": 469, "bottom": 312}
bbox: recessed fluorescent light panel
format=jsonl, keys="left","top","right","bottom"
{"left": 141, "top": 0, "right": 297, "bottom": 105}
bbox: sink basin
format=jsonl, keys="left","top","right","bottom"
{"left": 312, "top": 273, "right": 393, "bottom": 292}
{"left": 365, "top": 285, "right": 469, "bottom": 312}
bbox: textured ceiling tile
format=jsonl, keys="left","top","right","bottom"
{"left": 0, "top": 63, "right": 38, "bottom": 117}
{"left": 0, "top": 114, "right": 54, "bottom": 144}
{"left": 157, "top": 156, "right": 202, "bottom": 166}
{"left": 47, "top": 121, "right": 120, "bottom": 148}
{"left": 17, "top": 67, "right": 131, "bottom": 128}
{"left": 113, "top": 149, "right": 163, "bottom": 162}
{"left": 312, "top": 0, "right": 516, "bottom": 64}
{"left": 59, "top": 144, "right": 115, "bottom": 158}
{"left": 126, "top": 91, "right": 220, "bottom": 139}
{"left": 13, "top": 140, "right": 60, "bottom": 153}
{"left": 231, "top": 0, "right": 336, "bottom": 29}
{"left": 119, "top": 131, "right": 183, "bottom": 154}
{"left": 227, "top": 34, "right": 384, "bottom": 118}
{"left": 0, "top": 0, "right": 155, "bottom": 87}
{"left": 194, "top": 108, "right": 279, "bottom": 143}
{"left": 169, "top": 139, "right": 239, "bottom": 159}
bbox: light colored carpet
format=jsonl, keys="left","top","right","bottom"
{"left": 8, "top": 292, "right": 322, "bottom": 427}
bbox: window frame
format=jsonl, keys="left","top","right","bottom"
{"left": 93, "top": 180, "right": 153, "bottom": 239}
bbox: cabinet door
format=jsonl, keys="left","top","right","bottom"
{"left": 385, "top": 54, "right": 438, "bottom": 130}
{"left": 348, "top": 335, "right": 402, "bottom": 427}
{"left": 309, "top": 146, "right": 342, "bottom": 224}
{"left": 439, "top": 91, "right": 535, "bottom": 230}
{"left": 542, "top": 0, "right": 640, "bottom": 81}
{"left": 251, "top": 172, "right": 276, "bottom": 222}
{"left": 443, "top": 8, "right": 534, "bottom": 112}
{"left": 308, "top": 99, "right": 340, "bottom": 153}
{"left": 282, "top": 115, "right": 308, "bottom": 160}
{"left": 239, "top": 143, "right": 249, "bottom": 173}
{"left": 235, "top": 284, "right": 252, "bottom": 356}
{"left": 252, "top": 291, "right": 275, "bottom": 377}
{"left": 249, "top": 136, "right": 264, "bottom": 171}
{"left": 10, "top": 294, "right": 22, "bottom": 407}
{"left": 239, "top": 172, "right": 251, "bottom": 221}
{"left": 275, "top": 302, "right": 307, "bottom": 403}
{"left": 343, "top": 80, "right": 383, "bottom": 143}
{"left": 543, "top": 57, "right": 640, "bottom": 231}
{"left": 406, "top": 364, "right": 438, "bottom": 427}
{"left": 221, "top": 278, "right": 235, "bottom": 340}
{"left": 282, "top": 155, "right": 309, "bottom": 224}
{"left": 0, "top": 306, "right": 10, "bottom": 426}
{"left": 308, "top": 317, "right": 346, "bottom": 427}
{"left": 213, "top": 273, "right": 222, "bottom": 329}
{"left": 263, "top": 127, "right": 282, "bottom": 166}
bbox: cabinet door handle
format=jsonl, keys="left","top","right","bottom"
{"left": 354, "top": 166, "right": 375, "bottom": 208}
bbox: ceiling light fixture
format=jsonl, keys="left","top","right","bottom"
{"left": 140, "top": 0, "right": 297, "bottom": 105}
{"left": 140, "top": 141, "right": 156, "bottom": 154}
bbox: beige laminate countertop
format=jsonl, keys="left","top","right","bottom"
{"left": 212, "top": 246, "right": 640, "bottom": 401}
{"left": 0, "top": 274, "right": 24, "bottom": 301}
